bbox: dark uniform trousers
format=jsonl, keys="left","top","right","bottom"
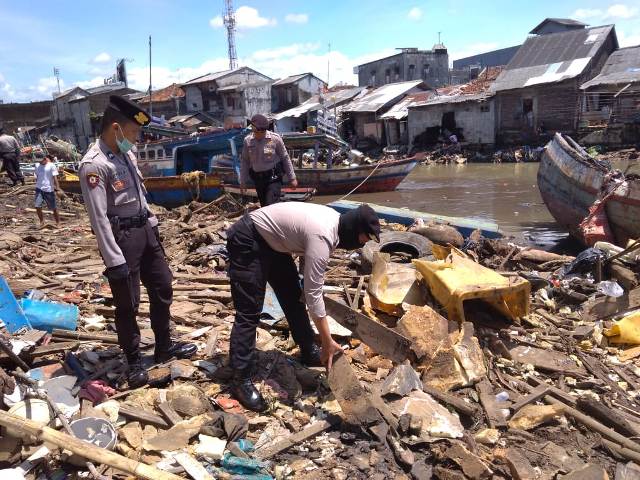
{"left": 107, "top": 222, "right": 173, "bottom": 359}
{"left": 249, "top": 165, "right": 282, "bottom": 207}
{"left": 227, "top": 215, "right": 315, "bottom": 371}
{"left": 1, "top": 153, "right": 23, "bottom": 185}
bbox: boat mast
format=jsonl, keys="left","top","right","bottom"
{"left": 148, "top": 35, "right": 153, "bottom": 119}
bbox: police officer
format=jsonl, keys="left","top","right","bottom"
{"left": 79, "top": 96, "right": 196, "bottom": 388}
{"left": 0, "top": 125, "right": 25, "bottom": 186}
{"left": 240, "top": 114, "right": 297, "bottom": 206}
{"left": 227, "top": 202, "right": 380, "bottom": 411}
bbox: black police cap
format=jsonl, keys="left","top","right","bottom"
{"left": 107, "top": 95, "right": 151, "bottom": 127}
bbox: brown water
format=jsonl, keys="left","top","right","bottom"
{"left": 318, "top": 163, "right": 569, "bottom": 248}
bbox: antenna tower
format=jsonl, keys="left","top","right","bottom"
{"left": 223, "top": 0, "right": 238, "bottom": 70}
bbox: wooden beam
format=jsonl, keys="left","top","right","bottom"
{"left": 255, "top": 416, "right": 340, "bottom": 459}
{"left": 119, "top": 405, "right": 169, "bottom": 428}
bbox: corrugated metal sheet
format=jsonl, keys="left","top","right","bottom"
{"left": 342, "top": 80, "right": 426, "bottom": 113}
{"left": 379, "top": 92, "right": 434, "bottom": 119}
{"left": 492, "top": 25, "right": 615, "bottom": 92}
{"left": 272, "top": 73, "right": 313, "bottom": 86}
{"left": 273, "top": 99, "right": 321, "bottom": 120}
{"left": 530, "top": 18, "right": 587, "bottom": 35}
{"left": 274, "top": 87, "right": 368, "bottom": 120}
{"left": 581, "top": 46, "right": 640, "bottom": 89}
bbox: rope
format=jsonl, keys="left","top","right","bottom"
{"left": 336, "top": 159, "right": 388, "bottom": 202}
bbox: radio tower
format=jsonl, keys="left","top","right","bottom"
{"left": 223, "top": 0, "right": 238, "bottom": 70}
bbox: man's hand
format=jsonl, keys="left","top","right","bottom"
{"left": 104, "top": 263, "right": 129, "bottom": 282}
{"left": 290, "top": 178, "right": 298, "bottom": 188}
{"left": 321, "top": 338, "right": 343, "bottom": 371}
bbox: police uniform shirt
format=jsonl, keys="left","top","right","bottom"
{"left": 79, "top": 139, "right": 157, "bottom": 268}
{"left": 240, "top": 131, "right": 296, "bottom": 185}
{"left": 0, "top": 134, "right": 20, "bottom": 154}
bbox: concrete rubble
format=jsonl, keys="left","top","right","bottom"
{"left": 0, "top": 181, "right": 639, "bottom": 479}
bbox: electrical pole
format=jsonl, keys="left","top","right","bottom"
{"left": 327, "top": 42, "right": 331, "bottom": 88}
{"left": 148, "top": 35, "right": 153, "bottom": 118}
{"left": 223, "top": 0, "right": 238, "bottom": 70}
{"left": 53, "top": 67, "right": 61, "bottom": 94}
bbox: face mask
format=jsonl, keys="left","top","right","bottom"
{"left": 115, "top": 125, "right": 134, "bottom": 154}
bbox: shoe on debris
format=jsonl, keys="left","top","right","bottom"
{"left": 154, "top": 341, "right": 198, "bottom": 363}
{"left": 231, "top": 369, "right": 267, "bottom": 412}
{"left": 300, "top": 343, "right": 322, "bottom": 367}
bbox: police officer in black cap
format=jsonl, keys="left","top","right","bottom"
{"left": 79, "top": 95, "right": 196, "bottom": 388}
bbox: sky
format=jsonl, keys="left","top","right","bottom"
{"left": 1, "top": 0, "right": 639, "bottom": 103}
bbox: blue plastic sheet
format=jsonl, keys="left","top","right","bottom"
{"left": 19, "top": 298, "right": 78, "bottom": 332}
{"left": 0, "top": 275, "right": 31, "bottom": 333}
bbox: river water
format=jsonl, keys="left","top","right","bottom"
{"left": 318, "top": 163, "right": 569, "bottom": 248}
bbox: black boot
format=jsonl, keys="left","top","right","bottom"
{"left": 127, "top": 354, "right": 148, "bottom": 389}
{"left": 300, "top": 343, "right": 322, "bottom": 367}
{"left": 154, "top": 341, "right": 197, "bottom": 363}
{"left": 231, "top": 369, "right": 267, "bottom": 412}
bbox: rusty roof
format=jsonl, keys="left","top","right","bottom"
{"left": 137, "top": 84, "right": 185, "bottom": 104}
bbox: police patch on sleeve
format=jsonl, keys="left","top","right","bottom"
{"left": 86, "top": 173, "right": 100, "bottom": 189}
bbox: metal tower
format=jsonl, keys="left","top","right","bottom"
{"left": 223, "top": 0, "right": 238, "bottom": 70}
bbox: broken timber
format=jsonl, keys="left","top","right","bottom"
{"left": 324, "top": 296, "right": 411, "bottom": 363}
{"left": 255, "top": 416, "right": 341, "bottom": 459}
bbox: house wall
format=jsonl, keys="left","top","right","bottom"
{"left": 408, "top": 99, "right": 496, "bottom": 147}
{"left": 243, "top": 83, "right": 272, "bottom": 119}
{"left": 275, "top": 116, "right": 305, "bottom": 133}
{"left": 0, "top": 100, "right": 51, "bottom": 132}
{"left": 185, "top": 85, "right": 204, "bottom": 112}
{"left": 357, "top": 51, "right": 449, "bottom": 88}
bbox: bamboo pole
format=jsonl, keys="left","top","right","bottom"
{"left": 0, "top": 411, "right": 183, "bottom": 480}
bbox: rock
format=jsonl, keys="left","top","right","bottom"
{"left": 167, "top": 385, "right": 210, "bottom": 416}
{"left": 540, "top": 441, "right": 586, "bottom": 473}
{"left": 352, "top": 454, "right": 371, "bottom": 472}
{"left": 331, "top": 468, "right": 348, "bottom": 480}
{"left": 411, "top": 461, "right": 433, "bottom": 480}
{"left": 381, "top": 364, "right": 423, "bottom": 397}
{"left": 369, "top": 449, "right": 383, "bottom": 466}
{"left": 504, "top": 448, "right": 537, "bottom": 480}
{"left": 170, "top": 359, "right": 197, "bottom": 379}
{"left": 509, "top": 345, "right": 586, "bottom": 376}
{"left": 452, "top": 322, "right": 487, "bottom": 384}
{"left": 194, "top": 434, "right": 226, "bottom": 460}
{"left": 615, "top": 462, "right": 640, "bottom": 480}
{"left": 142, "top": 417, "right": 204, "bottom": 451}
{"left": 474, "top": 428, "right": 500, "bottom": 445}
{"left": 422, "top": 345, "right": 468, "bottom": 392}
{"left": 0, "top": 232, "right": 23, "bottom": 250}
{"left": 289, "top": 458, "right": 315, "bottom": 473}
{"left": 389, "top": 390, "right": 464, "bottom": 439}
{"left": 119, "top": 421, "right": 143, "bottom": 449}
{"left": 433, "top": 466, "right": 467, "bottom": 480}
{"left": 508, "top": 404, "right": 565, "bottom": 431}
{"left": 559, "top": 464, "right": 610, "bottom": 480}
{"left": 442, "top": 442, "right": 493, "bottom": 479}
{"left": 366, "top": 355, "right": 394, "bottom": 371}
{"left": 396, "top": 305, "right": 451, "bottom": 362}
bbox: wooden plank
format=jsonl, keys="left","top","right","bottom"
{"left": 158, "top": 402, "right": 182, "bottom": 427}
{"left": 423, "top": 385, "right": 478, "bottom": 418}
{"left": 323, "top": 296, "right": 412, "bottom": 364}
{"left": 577, "top": 397, "right": 640, "bottom": 437}
{"left": 475, "top": 379, "right": 507, "bottom": 429}
{"left": 118, "top": 405, "right": 169, "bottom": 428}
{"left": 203, "top": 330, "right": 218, "bottom": 358}
{"left": 509, "top": 385, "right": 550, "bottom": 413}
{"left": 174, "top": 452, "right": 212, "bottom": 480}
{"left": 527, "top": 377, "right": 577, "bottom": 407}
{"left": 255, "top": 416, "right": 340, "bottom": 459}
{"left": 172, "top": 273, "right": 229, "bottom": 284}
{"left": 619, "top": 346, "right": 640, "bottom": 362}
{"left": 51, "top": 330, "right": 119, "bottom": 344}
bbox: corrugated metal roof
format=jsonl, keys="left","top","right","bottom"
{"left": 379, "top": 92, "right": 434, "bottom": 119}
{"left": 492, "top": 25, "right": 616, "bottom": 92}
{"left": 272, "top": 73, "right": 320, "bottom": 86}
{"left": 581, "top": 46, "right": 640, "bottom": 89}
{"left": 530, "top": 18, "right": 587, "bottom": 35}
{"left": 138, "top": 83, "right": 185, "bottom": 104}
{"left": 342, "top": 80, "right": 427, "bottom": 113}
{"left": 274, "top": 87, "right": 368, "bottom": 120}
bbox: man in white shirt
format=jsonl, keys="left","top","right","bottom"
{"left": 34, "top": 155, "right": 60, "bottom": 226}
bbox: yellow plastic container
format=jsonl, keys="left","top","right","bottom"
{"left": 604, "top": 310, "right": 640, "bottom": 344}
{"left": 413, "top": 250, "right": 530, "bottom": 323}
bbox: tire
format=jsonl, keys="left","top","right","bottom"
{"left": 360, "top": 231, "right": 433, "bottom": 273}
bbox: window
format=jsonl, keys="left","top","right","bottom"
{"left": 394, "top": 66, "right": 400, "bottom": 81}
{"left": 480, "top": 104, "right": 490, "bottom": 113}
{"left": 369, "top": 70, "right": 376, "bottom": 86}
{"left": 139, "top": 151, "right": 146, "bottom": 160}
{"left": 408, "top": 64, "right": 415, "bottom": 80}
{"left": 422, "top": 64, "right": 430, "bottom": 78}
{"left": 148, "top": 150, "right": 155, "bottom": 160}
{"left": 164, "top": 148, "right": 172, "bottom": 157}
{"left": 227, "top": 97, "right": 235, "bottom": 109}
{"left": 286, "top": 89, "right": 293, "bottom": 103}
{"left": 385, "top": 69, "right": 391, "bottom": 84}
{"left": 157, "top": 149, "right": 164, "bottom": 158}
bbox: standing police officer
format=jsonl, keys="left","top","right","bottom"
{"left": 240, "top": 114, "right": 297, "bottom": 206}
{"left": 79, "top": 96, "right": 196, "bottom": 388}
{"left": 0, "top": 125, "right": 25, "bottom": 186}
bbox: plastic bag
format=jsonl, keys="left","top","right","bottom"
{"left": 561, "top": 248, "right": 605, "bottom": 277}
{"left": 604, "top": 311, "right": 640, "bottom": 344}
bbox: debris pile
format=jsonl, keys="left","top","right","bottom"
{"left": 0, "top": 182, "right": 640, "bottom": 479}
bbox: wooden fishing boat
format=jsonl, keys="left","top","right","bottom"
{"left": 537, "top": 132, "right": 640, "bottom": 246}
{"left": 222, "top": 184, "right": 316, "bottom": 202}
{"left": 58, "top": 171, "right": 223, "bottom": 209}
{"left": 328, "top": 200, "right": 502, "bottom": 239}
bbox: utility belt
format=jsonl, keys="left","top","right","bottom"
{"left": 249, "top": 162, "right": 283, "bottom": 182}
{"left": 109, "top": 211, "right": 149, "bottom": 231}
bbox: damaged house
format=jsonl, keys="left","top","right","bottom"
{"left": 273, "top": 86, "right": 367, "bottom": 135}
{"left": 580, "top": 45, "right": 640, "bottom": 145}
{"left": 407, "top": 67, "right": 502, "bottom": 149}
{"left": 271, "top": 73, "right": 327, "bottom": 113}
{"left": 492, "top": 19, "right": 618, "bottom": 144}
{"left": 182, "top": 67, "right": 273, "bottom": 127}
{"left": 134, "top": 83, "right": 186, "bottom": 120}
{"left": 341, "top": 80, "right": 430, "bottom": 148}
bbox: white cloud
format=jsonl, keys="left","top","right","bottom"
{"left": 35, "top": 76, "right": 61, "bottom": 94}
{"left": 91, "top": 52, "right": 112, "bottom": 64}
{"left": 285, "top": 13, "right": 309, "bottom": 24}
{"left": 408, "top": 7, "right": 423, "bottom": 20}
{"left": 618, "top": 29, "right": 640, "bottom": 46}
{"left": 210, "top": 6, "right": 276, "bottom": 29}
{"left": 605, "top": 3, "right": 638, "bottom": 18}
{"left": 74, "top": 76, "right": 104, "bottom": 90}
{"left": 572, "top": 8, "right": 603, "bottom": 19}
{"left": 450, "top": 42, "right": 500, "bottom": 64}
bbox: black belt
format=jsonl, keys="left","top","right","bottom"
{"left": 109, "top": 211, "right": 148, "bottom": 229}
{"left": 249, "top": 162, "right": 283, "bottom": 181}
